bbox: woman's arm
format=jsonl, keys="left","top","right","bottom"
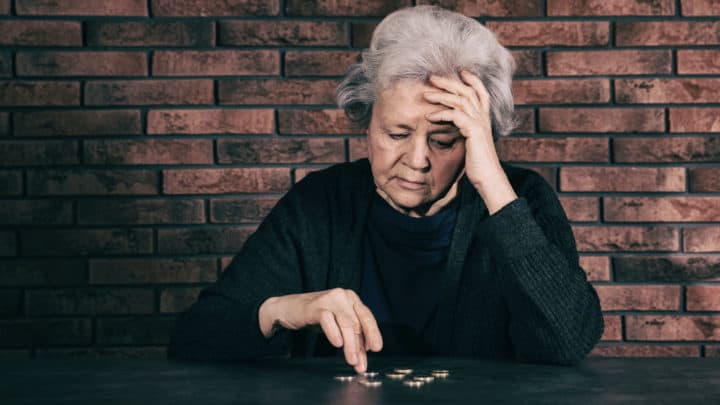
{"left": 478, "top": 173, "right": 604, "bottom": 366}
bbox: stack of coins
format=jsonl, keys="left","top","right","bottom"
{"left": 334, "top": 367, "right": 451, "bottom": 388}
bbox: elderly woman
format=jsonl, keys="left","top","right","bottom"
{"left": 168, "top": 5, "right": 604, "bottom": 372}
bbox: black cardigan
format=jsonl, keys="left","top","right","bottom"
{"left": 167, "top": 158, "right": 604, "bottom": 365}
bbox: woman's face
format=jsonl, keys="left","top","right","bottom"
{"left": 367, "top": 79, "right": 466, "bottom": 216}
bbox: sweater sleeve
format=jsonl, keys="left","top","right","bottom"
{"left": 167, "top": 179, "right": 319, "bottom": 362}
{"left": 476, "top": 174, "right": 604, "bottom": 366}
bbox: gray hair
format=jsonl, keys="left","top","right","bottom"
{"left": 335, "top": 5, "right": 517, "bottom": 140}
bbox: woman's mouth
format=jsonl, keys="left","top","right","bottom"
{"left": 396, "top": 177, "right": 426, "bottom": 190}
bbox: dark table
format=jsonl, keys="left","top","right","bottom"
{"left": 2, "top": 356, "right": 719, "bottom": 404}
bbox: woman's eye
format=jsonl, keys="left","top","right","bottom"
{"left": 430, "top": 139, "right": 456, "bottom": 149}
{"left": 389, "top": 133, "right": 409, "bottom": 140}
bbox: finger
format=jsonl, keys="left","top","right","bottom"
{"left": 423, "top": 91, "right": 475, "bottom": 117}
{"left": 428, "top": 74, "right": 474, "bottom": 99}
{"left": 426, "top": 108, "right": 471, "bottom": 132}
{"left": 355, "top": 333, "right": 367, "bottom": 374}
{"left": 336, "top": 313, "right": 360, "bottom": 367}
{"left": 318, "top": 310, "right": 343, "bottom": 348}
{"left": 460, "top": 70, "right": 490, "bottom": 112}
{"left": 352, "top": 302, "right": 383, "bottom": 352}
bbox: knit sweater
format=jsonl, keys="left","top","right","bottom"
{"left": 167, "top": 158, "right": 604, "bottom": 365}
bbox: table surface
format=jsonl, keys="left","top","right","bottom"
{"left": 2, "top": 356, "right": 719, "bottom": 404}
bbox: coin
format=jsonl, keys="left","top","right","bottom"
{"left": 363, "top": 371, "right": 379, "bottom": 378}
{"left": 358, "top": 379, "right": 382, "bottom": 387}
{"left": 413, "top": 375, "right": 435, "bottom": 383}
{"left": 431, "top": 369, "right": 450, "bottom": 378}
{"left": 403, "top": 380, "right": 424, "bottom": 387}
{"left": 385, "top": 372, "right": 406, "bottom": 380}
{"left": 334, "top": 375, "right": 355, "bottom": 382}
{"left": 394, "top": 368, "right": 413, "bottom": 374}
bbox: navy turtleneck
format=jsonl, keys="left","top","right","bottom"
{"left": 359, "top": 191, "right": 460, "bottom": 356}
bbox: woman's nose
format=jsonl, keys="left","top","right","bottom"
{"left": 403, "top": 136, "right": 430, "bottom": 171}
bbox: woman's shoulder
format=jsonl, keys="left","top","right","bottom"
{"left": 294, "top": 158, "right": 372, "bottom": 192}
{"left": 499, "top": 162, "right": 557, "bottom": 200}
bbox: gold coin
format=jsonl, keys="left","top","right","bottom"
{"left": 394, "top": 368, "right": 413, "bottom": 374}
{"left": 385, "top": 372, "right": 405, "bottom": 380}
{"left": 431, "top": 370, "right": 450, "bottom": 378}
{"left": 363, "top": 371, "right": 379, "bottom": 378}
{"left": 403, "top": 380, "right": 424, "bottom": 388}
{"left": 413, "top": 375, "right": 435, "bottom": 383}
{"left": 358, "top": 379, "right": 382, "bottom": 387}
{"left": 334, "top": 375, "right": 355, "bottom": 382}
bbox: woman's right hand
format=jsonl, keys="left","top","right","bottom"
{"left": 258, "top": 288, "right": 383, "bottom": 373}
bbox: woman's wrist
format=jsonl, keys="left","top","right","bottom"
{"left": 258, "top": 296, "right": 283, "bottom": 338}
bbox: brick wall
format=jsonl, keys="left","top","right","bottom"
{"left": 0, "top": 0, "right": 718, "bottom": 359}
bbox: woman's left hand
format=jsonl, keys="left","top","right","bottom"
{"left": 423, "top": 70, "right": 518, "bottom": 215}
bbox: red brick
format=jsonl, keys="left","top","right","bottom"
{"left": 16, "top": 0, "right": 147, "bottom": 15}
{"left": 84, "top": 139, "right": 213, "bottom": 165}
{"left": 0, "top": 0, "right": 8, "bottom": 14}
{"left": 580, "top": 256, "right": 610, "bottom": 281}
{"left": 614, "top": 137, "right": 720, "bottom": 163}
{"left": 0, "top": 81, "right": 79, "bottom": 107}
{"left": 547, "top": 0, "right": 674, "bottom": 15}
{"left": 351, "top": 22, "right": 377, "bottom": 48}
{"left": 511, "top": 50, "right": 542, "bottom": 77}
{"left": 36, "top": 347, "right": 167, "bottom": 359}
{"left": 560, "top": 167, "right": 685, "bottom": 192}
{"left": 512, "top": 109, "right": 535, "bottom": 133}
{"left": 677, "top": 50, "right": 720, "bottom": 74}
{"left": 219, "top": 21, "right": 347, "bottom": 46}
{"left": 160, "top": 287, "right": 203, "bottom": 313}
{"left": 670, "top": 108, "right": 720, "bottom": 133}
{"left": 16, "top": 52, "right": 147, "bottom": 77}
{"left": 0, "top": 141, "right": 77, "bottom": 166}
{"left": 626, "top": 315, "right": 720, "bottom": 341}
{"left": 690, "top": 168, "right": 720, "bottom": 192}
{"left": 616, "top": 21, "right": 720, "bottom": 46}
{"left": 591, "top": 345, "right": 700, "bottom": 357}
{"left": 0, "top": 259, "right": 85, "bottom": 286}
{"left": 26, "top": 289, "right": 155, "bottom": 315}
{"left": 496, "top": 137, "right": 607, "bottom": 163}
{"left": 0, "top": 53, "right": 9, "bottom": 77}
{"left": 0, "top": 112, "right": 6, "bottom": 135}
{"left": 684, "top": 228, "right": 720, "bottom": 253}
{"left": 513, "top": 79, "right": 609, "bottom": 105}
{"left": 416, "top": 0, "right": 542, "bottom": 16}
{"left": 614, "top": 256, "right": 720, "bottom": 282}
{"left": 217, "top": 139, "right": 344, "bottom": 164}
{"left": 294, "top": 167, "right": 323, "bottom": 182}
{"left": 285, "top": 51, "right": 360, "bottom": 77}
{"left": 484, "top": 22, "right": 609, "bottom": 46}
{"left": 286, "top": 0, "right": 410, "bottom": 16}
{"left": 0, "top": 319, "right": 91, "bottom": 347}
{"left": 616, "top": 79, "right": 720, "bottom": 104}
{"left": 540, "top": 108, "right": 664, "bottom": 133}
{"left": 85, "top": 80, "right": 213, "bottom": 106}
{"left": 686, "top": 286, "right": 720, "bottom": 311}
{"left": 605, "top": 197, "right": 720, "bottom": 222}
{"left": 572, "top": 226, "right": 679, "bottom": 252}
{"left": 14, "top": 110, "right": 141, "bottom": 136}
{"left": 90, "top": 258, "right": 216, "bottom": 284}
{"left": 0, "top": 290, "right": 21, "bottom": 316}
{"left": 0, "top": 21, "right": 81, "bottom": 46}
{"left": 349, "top": 137, "right": 367, "bottom": 161}
{"left": 210, "top": 198, "right": 278, "bottom": 224}
{"left": 158, "top": 227, "right": 255, "bottom": 254}
{"left": 0, "top": 200, "right": 72, "bottom": 225}
{"left": 153, "top": 51, "right": 278, "bottom": 76}
{"left": 164, "top": 168, "right": 291, "bottom": 195}
{"left": 682, "top": 0, "right": 720, "bottom": 15}
{"left": 279, "top": 109, "right": 363, "bottom": 134}
{"left": 96, "top": 317, "right": 174, "bottom": 345}
{"left": 601, "top": 315, "right": 622, "bottom": 341}
{"left": 86, "top": 21, "right": 214, "bottom": 46}
{"left": 0, "top": 231, "right": 15, "bottom": 256}
{"left": 27, "top": 169, "right": 158, "bottom": 196}
{"left": 218, "top": 79, "right": 338, "bottom": 105}
{"left": 559, "top": 197, "right": 600, "bottom": 222}
{"left": 596, "top": 285, "right": 680, "bottom": 311}
{"left": 21, "top": 229, "right": 153, "bottom": 256}
{"left": 547, "top": 50, "right": 671, "bottom": 76}
{"left": 147, "top": 109, "right": 274, "bottom": 135}
{"left": 77, "top": 199, "right": 205, "bottom": 225}
{"left": 0, "top": 171, "right": 22, "bottom": 196}
{"left": 152, "top": 0, "right": 279, "bottom": 16}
